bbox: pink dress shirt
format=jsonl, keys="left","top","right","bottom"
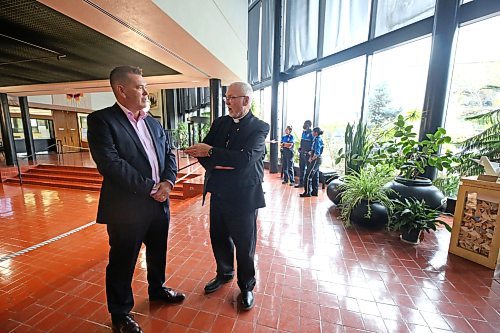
{"left": 117, "top": 102, "right": 161, "bottom": 188}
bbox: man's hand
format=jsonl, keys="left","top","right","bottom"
{"left": 185, "top": 143, "right": 212, "bottom": 158}
{"left": 151, "top": 181, "right": 172, "bottom": 202}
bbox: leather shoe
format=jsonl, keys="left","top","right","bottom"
{"left": 300, "top": 193, "right": 311, "bottom": 197}
{"left": 112, "top": 314, "right": 143, "bottom": 333}
{"left": 204, "top": 276, "right": 233, "bottom": 294}
{"left": 311, "top": 192, "right": 318, "bottom": 196}
{"left": 294, "top": 185, "right": 303, "bottom": 188}
{"left": 149, "top": 287, "right": 185, "bottom": 303}
{"left": 240, "top": 291, "right": 254, "bottom": 310}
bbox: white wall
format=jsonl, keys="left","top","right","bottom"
{"left": 90, "top": 92, "right": 116, "bottom": 110}
{"left": 28, "top": 95, "right": 52, "bottom": 104}
{"left": 152, "top": 0, "right": 248, "bottom": 81}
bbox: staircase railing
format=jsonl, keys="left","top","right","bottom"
{"left": 14, "top": 143, "right": 58, "bottom": 185}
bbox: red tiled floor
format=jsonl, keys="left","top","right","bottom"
{"left": 1, "top": 156, "right": 500, "bottom": 332}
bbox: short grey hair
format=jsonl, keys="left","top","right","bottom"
{"left": 230, "top": 81, "right": 253, "bottom": 101}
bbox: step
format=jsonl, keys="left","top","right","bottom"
{"left": 35, "top": 164, "right": 100, "bottom": 173}
{"left": 20, "top": 173, "right": 103, "bottom": 184}
{"left": 27, "top": 168, "right": 102, "bottom": 178}
{"left": 32, "top": 167, "right": 101, "bottom": 177}
{"left": 8, "top": 178, "right": 102, "bottom": 191}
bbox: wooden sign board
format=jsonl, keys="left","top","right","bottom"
{"left": 449, "top": 177, "right": 500, "bottom": 269}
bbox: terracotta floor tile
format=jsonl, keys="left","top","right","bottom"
{"left": 1, "top": 155, "right": 500, "bottom": 332}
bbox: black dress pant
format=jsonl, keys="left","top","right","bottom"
{"left": 305, "top": 157, "right": 321, "bottom": 195}
{"left": 106, "top": 203, "right": 169, "bottom": 315}
{"left": 298, "top": 151, "right": 309, "bottom": 186}
{"left": 209, "top": 194, "right": 257, "bottom": 291}
{"left": 282, "top": 149, "right": 294, "bottom": 183}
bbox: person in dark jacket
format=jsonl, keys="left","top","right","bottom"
{"left": 300, "top": 127, "right": 324, "bottom": 197}
{"left": 280, "top": 125, "right": 295, "bottom": 185}
{"left": 185, "top": 82, "right": 269, "bottom": 311}
{"left": 294, "top": 120, "right": 313, "bottom": 188}
{"left": 87, "top": 66, "right": 184, "bottom": 333}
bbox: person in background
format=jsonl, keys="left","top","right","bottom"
{"left": 184, "top": 81, "right": 269, "bottom": 311}
{"left": 280, "top": 125, "right": 295, "bottom": 185}
{"left": 295, "top": 120, "right": 313, "bottom": 189}
{"left": 300, "top": 127, "right": 324, "bottom": 197}
{"left": 87, "top": 66, "right": 184, "bottom": 333}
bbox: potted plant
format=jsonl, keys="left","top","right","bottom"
{"left": 338, "top": 166, "right": 394, "bottom": 228}
{"left": 328, "top": 122, "right": 371, "bottom": 205}
{"left": 369, "top": 115, "right": 459, "bottom": 210}
{"left": 389, "top": 197, "right": 452, "bottom": 244}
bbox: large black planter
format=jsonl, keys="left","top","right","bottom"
{"left": 386, "top": 176, "right": 447, "bottom": 211}
{"left": 327, "top": 178, "right": 345, "bottom": 205}
{"left": 350, "top": 200, "right": 389, "bottom": 228}
{"left": 400, "top": 227, "right": 421, "bottom": 244}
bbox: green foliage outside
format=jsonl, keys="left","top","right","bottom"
{"left": 173, "top": 122, "right": 189, "bottom": 149}
{"left": 367, "top": 84, "right": 402, "bottom": 130}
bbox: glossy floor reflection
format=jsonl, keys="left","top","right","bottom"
{"left": 1, "top": 173, "right": 499, "bottom": 333}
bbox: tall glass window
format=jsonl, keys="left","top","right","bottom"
{"left": 322, "top": 0, "right": 371, "bottom": 56}
{"left": 318, "top": 56, "right": 366, "bottom": 168}
{"left": 445, "top": 15, "right": 500, "bottom": 150}
{"left": 365, "top": 37, "right": 432, "bottom": 132}
{"left": 284, "top": 72, "right": 316, "bottom": 142}
{"left": 375, "top": 0, "right": 435, "bottom": 37}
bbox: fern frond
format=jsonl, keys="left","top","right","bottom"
{"left": 465, "top": 108, "right": 500, "bottom": 125}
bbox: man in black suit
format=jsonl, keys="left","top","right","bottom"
{"left": 185, "top": 82, "right": 269, "bottom": 311}
{"left": 87, "top": 66, "right": 185, "bottom": 333}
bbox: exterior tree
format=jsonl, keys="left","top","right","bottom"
{"left": 367, "top": 84, "right": 401, "bottom": 128}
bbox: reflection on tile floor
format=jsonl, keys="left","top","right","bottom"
{"left": 1, "top": 173, "right": 499, "bottom": 333}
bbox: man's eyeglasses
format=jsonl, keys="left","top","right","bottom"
{"left": 223, "top": 96, "right": 246, "bottom": 103}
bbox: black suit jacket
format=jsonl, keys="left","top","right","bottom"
{"left": 87, "top": 103, "right": 177, "bottom": 224}
{"left": 198, "top": 112, "right": 270, "bottom": 212}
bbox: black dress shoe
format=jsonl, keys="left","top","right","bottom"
{"left": 204, "top": 276, "right": 233, "bottom": 294}
{"left": 311, "top": 192, "right": 318, "bottom": 196}
{"left": 300, "top": 193, "right": 311, "bottom": 197}
{"left": 294, "top": 185, "right": 303, "bottom": 188}
{"left": 282, "top": 181, "right": 287, "bottom": 184}
{"left": 240, "top": 291, "right": 254, "bottom": 310}
{"left": 112, "top": 314, "right": 143, "bottom": 333}
{"left": 149, "top": 287, "right": 185, "bottom": 303}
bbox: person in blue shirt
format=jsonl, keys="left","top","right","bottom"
{"left": 294, "top": 120, "right": 314, "bottom": 189}
{"left": 280, "top": 125, "right": 295, "bottom": 185}
{"left": 300, "top": 127, "right": 324, "bottom": 197}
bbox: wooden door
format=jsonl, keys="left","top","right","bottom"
{"left": 52, "top": 111, "right": 81, "bottom": 153}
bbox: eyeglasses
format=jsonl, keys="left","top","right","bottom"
{"left": 223, "top": 96, "right": 246, "bottom": 103}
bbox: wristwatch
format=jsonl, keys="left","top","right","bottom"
{"left": 207, "top": 147, "right": 214, "bottom": 157}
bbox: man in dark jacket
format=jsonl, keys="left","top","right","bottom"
{"left": 88, "top": 66, "right": 184, "bottom": 333}
{"left": 185, "top": 82, "right": 269, "bottom": 311}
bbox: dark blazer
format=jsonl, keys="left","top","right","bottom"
{"left": 198, "top": 112, "right": 270, "bottom": 212}
{"left": 87, "top": 103, "right": 177, "bottom": 224}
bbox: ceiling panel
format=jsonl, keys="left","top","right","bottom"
{"left": 0, "top": 0, "right": 178, "bottom": 88}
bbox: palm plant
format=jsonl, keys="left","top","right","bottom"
{"left": 456, "top": 86, "right": 500, "bottom": 176}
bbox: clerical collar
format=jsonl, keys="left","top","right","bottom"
{"left": 232, "top": 111, "right": 250, "bottom": 123}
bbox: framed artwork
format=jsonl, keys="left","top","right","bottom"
{"left": 148, "top": 92, "right": 159, "bottom": 109}
{"left": 449, "top": 178, "right": 500, "bottom": 269}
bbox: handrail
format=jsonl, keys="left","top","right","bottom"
{"left": 15, "top": 143, "right": 57, "bottom": 185}
{"left": 178, "top": 161, "right": 199, "bottom": 172}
